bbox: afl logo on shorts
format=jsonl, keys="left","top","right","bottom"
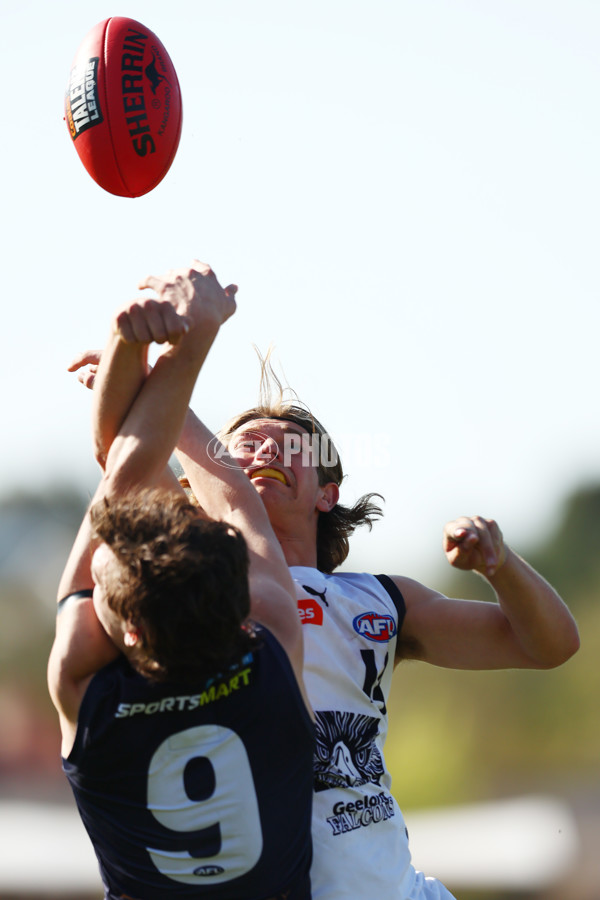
{"left": 353, "top": 612, "right": 396, "bottom": 642}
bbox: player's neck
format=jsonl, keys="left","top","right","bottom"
{"left": 277, "top": 533, "right": 319, "bottom": 570}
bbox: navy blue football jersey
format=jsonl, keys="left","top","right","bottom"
{"left": 64, "top": 627, "right": 314, "bottom": 899}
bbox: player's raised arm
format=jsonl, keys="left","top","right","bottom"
{"left": 50, "top": 262, "right": 240, "bottom": 751}
{"left": 393, "top": 515, "right": 580, "bottom": 670}
{"left": 101, "top": 263, "right": 236, "bottom": 491}
{"left": 175, "top": 411, "right": 305, "bottom": 674}
{"left": 133, "top": 272, "right": 305, "bottom": 682}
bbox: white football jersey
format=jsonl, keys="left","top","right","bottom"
{"left": 291, "top": 567, "right": 456, "bottom": 900}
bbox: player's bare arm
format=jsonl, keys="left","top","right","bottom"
{"left": 50, "top": 262, "right": 238, "bottom": 751}
{"left": 134, "top": 265, "right": 307, "bottom": 696}
{"left": 392, "top": 515, "right": 580, "bottom": 670}
{"left": 175, "top": 413, "right": 306, "bottom": 679}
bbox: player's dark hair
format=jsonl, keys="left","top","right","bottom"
{"left": 219, "top": 350, "right": 384, "bottom": 573}
{"left": 90, "top": 488, "right": 255, "bottom": 683}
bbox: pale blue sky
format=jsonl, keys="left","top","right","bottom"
{"left": 1, "top": 0, "right": 598, "bottom": 579}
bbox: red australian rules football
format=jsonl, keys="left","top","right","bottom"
{"left": 65, "top": 17, "right": 183, "bottom": 197}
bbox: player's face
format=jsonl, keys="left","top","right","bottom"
{"left": 227, "top": 418, "right": 324, "bottom": 515}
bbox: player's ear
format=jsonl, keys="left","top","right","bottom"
{"left": 124, "top": 626, "right": 141, "bottom": 648}
{"left": 316, "top": 482, "right": 339, "bottom": 513}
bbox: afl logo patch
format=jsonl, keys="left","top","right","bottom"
{"left": 194, "top": 864, "right": 225, "bottom": 876}
{"left": 353, "top": 612, "right": 397, "bottom": 642}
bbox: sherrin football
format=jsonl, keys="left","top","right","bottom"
{"left": 65, "top": 18, "right": 183, "bottom": 197}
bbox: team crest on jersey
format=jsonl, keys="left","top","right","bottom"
{"left": 353, "top": 612, "right": 396, "bottom": 642}
{"left": 313, "top": 710, "right": 384, "bottom": 793}
{"left": 326, "top": 790, "right": 396, "bottom": 836}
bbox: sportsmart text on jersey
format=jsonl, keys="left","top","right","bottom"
{"left": 114, "top": 667, "right": 252, "bottom": 718}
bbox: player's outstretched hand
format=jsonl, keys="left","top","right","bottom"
{"left": 67, "top": 261, "right": 236, "bottom": 388}
{"left": 68, "top": 350, "right": 101, "bottom": 389}
{"left": 139, "top": 260, "right": 237, "bottom": 333}
{"left": 443, "top": 515, "right": 507, "bottom": 578}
